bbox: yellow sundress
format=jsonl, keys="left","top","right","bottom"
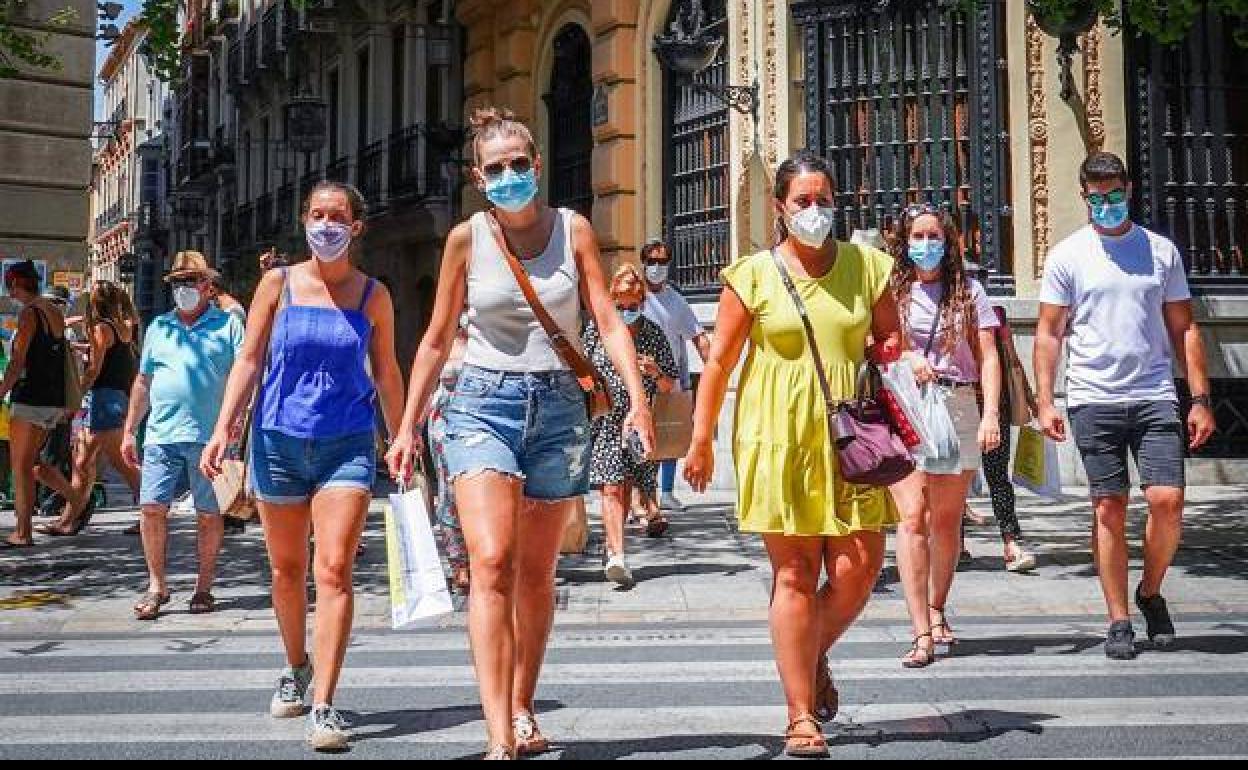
{"left": 721, "top": 244, "right": 899, "bottom": 536}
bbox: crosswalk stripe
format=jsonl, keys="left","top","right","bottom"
{"left": 4, "top": 652, "right": 1248, "bottom": 695}
{"left": 3, "top": 698, "right": 1248, "bottom": 745}
{"left": 1, "top": 621, "right": 1240, "bottom": 659}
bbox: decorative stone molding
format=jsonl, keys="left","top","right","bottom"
{"left": 1081, "top": 23, "right": 1105, "bottom": 153}
{"left": 762, "top": 0, "right": 780, "bottom": 169}
{"left": 1026, "top": 14, "right": 1050, "bottom": 279}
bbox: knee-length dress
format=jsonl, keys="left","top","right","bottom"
{"left": 721, "top": 246, "right": 899, "bottom": 536}
{"left": 582, "top": 317, "right": 678, "bottom": 491}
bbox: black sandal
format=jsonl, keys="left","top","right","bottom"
{"left": 930, "top": 606, "right": 956, "bottom": 646}
{"left": 902, "top": 632, "right": 935, "bottom": 669}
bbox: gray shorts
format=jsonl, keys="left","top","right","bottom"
{"left": 9, "top": 403, "right": 66, "bottom": 430}
{"left": 1068, "top": 400, "right": 1186, "bottom": 498}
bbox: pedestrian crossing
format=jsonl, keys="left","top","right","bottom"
{"left": 1, "top": 617, "right": 1246, "bottom": 759}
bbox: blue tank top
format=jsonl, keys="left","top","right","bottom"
{"left": 257, "top": 269, "right": 377, "bottom": 438}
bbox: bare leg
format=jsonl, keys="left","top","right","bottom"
{"left": 259, "top": 500, "right": 313, "bottom": 667}
{"left": 193, "top": 512, "right": 225, "bottom": 596}
{"left": 456, "top": 471, "right": 525, "bottom": 752}
{"left": 511, "top": 498, "right": 572, "bottom": 735}
{"left": 1140, "top": 485, "right": 1184, "bottom": 598}
{"left": 927, "top": 470, "right": 977, "bottom": 629}
{"left": 308, "top": 487, "right": 370, "bottom": 705}
{"left": 1091, "top": 494, "right": 1131, "bottom": 622}
{"left": 891, "top": 472, "right": 933, "bottom": 648}
{"left": 6, "top": 419, "right": 48, "bottom": 545}
{"left": 139, "top": 503, "right": 171, "bottom": 596}
{"left": 600, "top": 484, "right": 628, "bottom": 558}
{"left": 762, "top": 534, "right": 826, "bottom": 725}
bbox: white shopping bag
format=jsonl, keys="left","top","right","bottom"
{"left": 1011, "top": 425, "right": 1062, "bottom": 500}
{"left": 879, "top": 362, "right": 937, "bottom": 458}
{"left": 919, "top": 382, "right": 962, "bottom": 474}
{"left": 385, "top": 475, "right": 454, "bottom": 630}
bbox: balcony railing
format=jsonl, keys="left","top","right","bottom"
{"left": 262, "top": 6, "right": 281, "bottom": 68}
{"left": 110, "top": 99, "right": 127, "bottom": 127}
{"left": 326, "top": 156, "right": 351, "bottom": 184}
{"left": 387, "top": 126, "right": 427, "bottom": 200}
{"left": 220, "top": 205, "right": 238, "bottom": 254}
{"left": 359, "top": 140, "right": 386, "bottom": 209}
{"left": 276, "top": 181, "right": 296, "bottom": 235}
{"left": 237, "top": 201, "right": 255, "bottom": 249}
{"left": 255, "top": 192, "right": 274, "bottom": 239}
{"left": 176, "top": 142, "right": 213, "bottom": 187}
{"left": 212, "top": 125, "right": 235, "bottom": 168}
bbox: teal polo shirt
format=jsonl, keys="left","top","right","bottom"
{"left": 139, "top": 307, "right": 245, "bottom": 446}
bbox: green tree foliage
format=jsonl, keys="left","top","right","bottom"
{"left": 0, "top": 0, "right": 78, "bottom": 78}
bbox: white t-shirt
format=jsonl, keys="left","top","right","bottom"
{"left": 642, "top": 284, "right": 703, "bottom": 390}
{"left": 1039, "top": 224, "right": 1191, "bottom": 407}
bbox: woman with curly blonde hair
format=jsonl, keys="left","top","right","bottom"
{"left": 887, "top": 204, "right": 1002, "bottom": 668}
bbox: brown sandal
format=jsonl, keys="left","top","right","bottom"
{"left": 784, "top": 715, "right": 829, "bottom": 758}
{"left": 644, "top": 513, "right": 669, "bottom": 538}
{"left": 483, "top": 744, "right": 515, "bottom": 760}
{"left": 813, "top": 662, "right": 839, "bottom": 721}
{"left": 902, "top": 632, "right": 936, "bottom": 669}
{"left": 188, "top": 592, "right": 216, "bottom": 614}
{"left": 133, "top": 591, "right": 170, "bottom": 621}
{"left": 930, "top": 606, "right": 957, "bottom": 647}
{"left": 512, "top": 712, "right": 550, "bottom": 755}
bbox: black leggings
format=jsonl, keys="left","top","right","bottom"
{"left": 981, "top": 408, "right": 1023, "bottom": 541}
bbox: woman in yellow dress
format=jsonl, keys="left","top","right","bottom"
{"left": 684, "top": 151, "right": 904, "bottom": 757}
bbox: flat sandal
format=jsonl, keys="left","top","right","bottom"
{"left": 784, "top": 715, "right": 829, "bottom": 758}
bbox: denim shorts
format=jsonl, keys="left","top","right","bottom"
{"left": 1069, "top": 400, "right": 1186, "bottom": 497}
{"left": 441, "top": 365, "right": 591, "bottom": 501}
{"left": 85, "top": 387, "right": 128, "bottom": 432}
{"left": 249, "top": 428, "right": 376, "bottom": 504}
{"left": 140, "top": 442, "right": 219, "bottom": 514}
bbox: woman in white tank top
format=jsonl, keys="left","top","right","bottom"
{"left": 387, "top": 107, "right": 655, "bottom": 760}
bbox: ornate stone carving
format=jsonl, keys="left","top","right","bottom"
{"left": 1027, "top": 14, "right": 1050, "bottom": 279}
{"left": 1081, "top": 23, "right": 1105, "bottom": 153}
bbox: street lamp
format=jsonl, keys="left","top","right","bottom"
{"left": 284, "top": 94, "right": 329, "bottom": 155}
{"left": 652, "top": 0, "right": 759, "bottom": 123}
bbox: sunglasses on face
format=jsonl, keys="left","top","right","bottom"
{"left": 170, "top": 280, "right": 200, "bottom": 290}
{"left": 481, "top": 156, "right": 533, "bottom": 179}
{"left": 616, "top": 303, "right": 641, "bottom": 313}
{"left": 1085, "top": 189, "right": 1127, "bottom": 206}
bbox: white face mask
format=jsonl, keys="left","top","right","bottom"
{"left": 788, "top": 204, "right": 835, "bottom": 248}
{"left": 306, "top": 221, "right": 352, "bottom": 262}
{"left": 173, "top": 286, "right": 201, "bottom": 314}
{"left": 645, "top": 264, "right": 670, "bottom": 285}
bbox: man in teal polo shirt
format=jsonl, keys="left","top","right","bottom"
{"left": 121, "top": 251, "right": 244, "bottom": 621}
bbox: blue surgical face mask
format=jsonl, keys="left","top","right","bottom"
{"left": 908, "top": 238, "right": 945, "bottom": 271}
{"left": 1090, "top": 200, "right": 1130, "bottom": 230}
{"left": 484, "top": 168, "right": 539, "bottom": 213}
{"left": 619, "top": 307, "right": 642, "bottom": 326}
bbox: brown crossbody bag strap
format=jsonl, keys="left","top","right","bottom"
{"left": 483, "top": 211, "right": 612, "bottom": 416}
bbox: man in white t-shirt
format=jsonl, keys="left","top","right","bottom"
{"left": 640, "top": 239, "right": 711, "bottom": 511}
{"left": 1035, "top": 151, "right": 1215, "bottom": 660}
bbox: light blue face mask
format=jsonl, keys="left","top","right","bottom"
{"left": 484, "top": 168, "right": 539, "bottom": 213}
{"left": 619, "top": 307, "right": 642, "bottom": 326}
{"left": 908, "top": 239, "right": 945, "bottom": 271}
{"left": 1090, "top": 201, "right": 1130, "bottom": 230}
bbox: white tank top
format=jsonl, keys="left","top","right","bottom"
{"left": 463, "top": 208, "right": 582, "bottom": 373}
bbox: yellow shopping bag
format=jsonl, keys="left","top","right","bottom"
{"left": 1012, "top": 425, "right": 1062, "bottom": 499}
{"left": 0, "top": 401, "right": 10, "bottom": 442}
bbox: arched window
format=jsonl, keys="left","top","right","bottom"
{"left": 662, "top": 0, "right": 729, "bottom": 296}
{"left": 544, "top": 23, "right": 594, "bottom": 219}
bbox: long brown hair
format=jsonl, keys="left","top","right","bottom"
{"left": 87, "top": 280, "right": 138, "bottom": 345}
{"left": 887, "top": 205, "right": 976, "bottom": 357}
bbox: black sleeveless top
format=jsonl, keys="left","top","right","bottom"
{"left": 12, "top": 305, "right": 66, "bottom": 408}
{"left": 92, "top": 320, "right": 137, "bottom": 393}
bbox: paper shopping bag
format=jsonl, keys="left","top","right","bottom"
{"left": 385, "top": 475, "right": 454, "bottom": 630}
{"left": 1012, "top": 425, "right": 1062, "bottom": 500}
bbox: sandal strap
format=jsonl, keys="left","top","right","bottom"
{"left": 786, "top": 714, "right": 822, "bottom": 734}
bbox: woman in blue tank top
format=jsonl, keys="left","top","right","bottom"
{"left": 201, "top": 182, "right": 404, "bottom": 751}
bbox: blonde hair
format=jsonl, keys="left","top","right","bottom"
{"left": 469, "top": 106, "right": 537, "bottom": 166}
{"left": 610, "top": 263, "right": 646, "bottom": 299}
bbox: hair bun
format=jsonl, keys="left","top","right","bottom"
{"left": 469, "top": 106, "right": 517, "bottom": 133}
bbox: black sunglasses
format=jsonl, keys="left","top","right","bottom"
{"left": 481, "top": 156, "right": 533, "bottom": 179}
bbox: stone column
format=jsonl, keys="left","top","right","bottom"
{"left": 591, "top": 0, "right": 641, "bottom": 270}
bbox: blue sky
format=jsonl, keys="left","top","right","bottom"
{"left": 93, "top": 1, "right": 141, "bottom": 118}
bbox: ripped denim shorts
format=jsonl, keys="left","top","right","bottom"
{"left": 440, "top": 364, "right": 592, "bottom": 501}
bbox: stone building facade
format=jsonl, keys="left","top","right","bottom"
{"left": 457, "top": 0, "right": 1248, "bottom": 484}
{"left": 0, "top": 0, "right": 95, "bottom": 315}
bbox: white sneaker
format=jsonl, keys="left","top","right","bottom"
{"left": 1005, "top": 548, "right": 1037, "bottom": 573}
{"left": 604, "top": 553, "right": 634, "bottom": 586}
{"left": 659, "top": 493, "right": 684, "bottom": 511}
{"left": 307, "top": 703, "right": 350, "bottom": 751}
